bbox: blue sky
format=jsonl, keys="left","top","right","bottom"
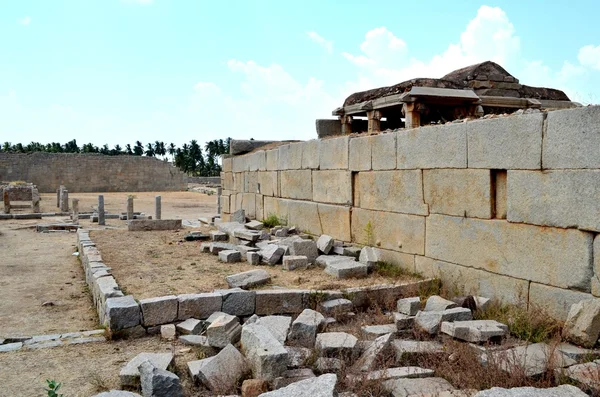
{"left": 1, "top": 0, "right": 600, "bottom": 148}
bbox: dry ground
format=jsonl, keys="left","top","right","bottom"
{"left": 0, "top": 219, "right": 97, "bottom": 338}
{"left": 91, "top": 228, "right": 419, "bottom": 299}
{"left": 0, "top": 336, "right": 204, "bottom": 397}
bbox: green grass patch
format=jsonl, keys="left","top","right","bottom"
{"left": 262, "top": 213, "right": 287, "bottom": 228}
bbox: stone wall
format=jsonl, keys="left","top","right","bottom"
{"left": 0, "top": 152, "right": 187, "bottom": 192}
{"left": 221, "top": 106, "right": 600, "bottom": 320}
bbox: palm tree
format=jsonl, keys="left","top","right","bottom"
{"left": 145, "top": 142, "right": 155, "bottom": 157}
{"left": 167, "top": 142, "right": 176, "bottom": 161}
{"left": 125, "top": 144, "right": 133, "bottom": 155}
{"left": 2, "top": 142, "right": 12, "bottom": 152}
{"left": 133, "top": 141, "right": 144, "bottom": 156}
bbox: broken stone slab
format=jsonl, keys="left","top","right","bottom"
{"left": 105, "top": 295, "right": 141, "bottom": 331}
{"left": 315, "top": 357, "right": 343, "bottom": 373}
{"left": 392, "top": 340, "right": 445, "bottom": 361}
{"left": 315, "top": 255, "right": 356, "bottom": 267}
{"left": 424, "top": 295, "right": 458, "bottom": 311}
{"left": 241, "top": 323, "right": 289, "bottom": 381}
{"left": 179, "top": 335, "right": 209, "bottom": 346}
{"left": 285, "top": 346, "right": 313, "bottom": 368}
{"left": 317, "top": 235, "right": 334, "bottom": 254}
{"left": 473, "top": 385, "right": 588, "bottom": 396}
{"left": 288, "top": 308, "right": 325, "bottom": 348}
{"left": 272, "top": 368, "right": 316, "bottom": 389}
{"left": 282, "top": 255, "right": 308, "bottom": 271}
{"left": 394, "top": 313, "right": 415, "bottom": 330}
{"left": 255, "top": 315, "right": 292, "bottom": 345}
{"left": 361, "top": 324, "right": 398, "bottom": 339}
{"left": 316, "top": 332, "right": 358, "bottom": 357}
{"left": 210, "top": 242, "right": 238, "bottom": 254}
{"left": 226, "top": 269, "right": 271, "bottom": 289}
{"left": 353, "top": 332, "right": 394, "bottom": 372}
{"left": 248, "top": 251, "right": 261, "bottom": 265}
{"left": 332, "top": 245, "right": 362, "bottom": 259}
{"left": 210, "top": 230, "right": 228, "bottom": 241}
{"left": 441, "top": 320, "right": 508, "bottom": 343}
{"left": 346, "top": 366, "right": 435, "bottom": 383}
{"left": 561, "top": 360, "right": 600, "bottom": 390}
{"left": 442, "top": 307, "right": 474, "bottom": 322}
{"left": 397, "top": 297, "right": 421, "bottom": 316}
{"left": 489, "top": 342, "right": 577, "bottom": 377}
{"left": 234, "top": 229, "right": 261, "bottom": 242}
{"left": 206, "top": 314, "right": 242, "bottom": 348}
{"left": 120, "top": 352, "right": 174, "bottom": 387}
{"left": 383, "top": 377, "right": 456, "bottom": 397}
{"left": 324, "top": 260, "right": 368, "bottom": 279}
{"left": 260, "top": 245, "right": 285, "bottom": 265}
{"left": 414, "top": 311, "right": 444, "bottom": 335}
{"left": 232, "top": 209, "right": 246, "bottom": 224}
{"left": 562, "top": 299, "right": 600, "bottom": 348}
{"left": 289, "top": 240, "right": 319, "bottom": 264}
{"left": 359, "top": 247, "right": 381, "bottom": 268}
{"left": 219, "top": 249, "right": 242, "bottom": 263}
{"left": 259, "top": 373, "right": 337, "bottom": 397}
{"left": 139, "top": 360, "right": 184, "bottom": 397}
{"left": 177, "top": 292, "right": 222, "bottom": 321}
{"left": 188, "top": 344, "right": 250, "bottom": 393}
{"left": 176, "top": 318, "right": 203, "bottom": 335}
{"left": 245, "top": 220, "right": 264, "bottom": 230}
{"left": 128, "top": 219, "right": 181, "bottom": 231}
{"left": 218, "top": 288, "right": 256, "bottom": 317}
{"left": 319, "top": 298, "right": 353, "bottom": 317}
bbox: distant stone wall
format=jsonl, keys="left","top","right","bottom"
{"left": 0, "top": 152, "right": 187, "bottom": 193}
{"left": 221, "top": 106, "right": 600, "bottom": 320}
{"left": 188, "top": 176, "right": 221, "bottom": 185}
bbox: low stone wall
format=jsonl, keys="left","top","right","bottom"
{"left": 220, "top": 106, "right": 600, "bottom": 320}
{"left": 188, "top": 176, "right": 221, "bottom": 185}
{"left": 0, "top": 152, "right": 187, "bottom": 193}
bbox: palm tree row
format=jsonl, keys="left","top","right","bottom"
{"left": 1, "top": 138, "right": 231, "bottom": 177}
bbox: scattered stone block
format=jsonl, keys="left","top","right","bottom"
{"left": 260, "top": 245, "right": 285, "bottom": 265}
{"left": 346, "top": 366, "right": 434, "bottom": 383}
{"left": 557, "top": 343, "right": 600, "bottom": 362}
{"left": 247, "top": 251, "right": 261, "bottom": 265}
{"left": 184, "top": 232, "right": 209, "bottom": 241}
{"left": 288, "top": 308, "right": 325, "bottom": 348}
{"left": 361, "top": 324, "right": 397, "bottom": 339}
{"left": 272, "top": 368, "right": 315, "bottom": 389}
{"left": 128, "top": 219, "right": 181, "bottom": 231}
{"left": 219, "top": 249, "right": 242, "bottom": 263}
{"left": 324, "top": 260, "right": 368, "bottom": 279}
{"left": 442, "top": 307, "right": 473, "bottom": 322}
{"left": 176, "top": 318, "right": 203, "bottom": 335}
{"left": 562, "top": 299, "right": 600, "bottom": 348}
{"left": 218, "top": 288, "right": 256, "bottom": 316}
{"left": 414, "top": 311, "right": 443, "bottom": 335}
{"left": 315, "top": 255, "right": 357, "bottom": 267}
{"left": 255, "top": 290, "right": 305, "bottom": 315}
{"left": 392, "top": 340, "right": 445, "bottom": 361}
{"left": 207, "top": 314, "right": 242, "bottom": 348}
{"left": 359, "top": 247, "right": 381, "bottom": 267}
{"left": 394, "top": 313, "right": 415, "bottom": 330}
{"left": 441, "top": 320, "right": 508, "bottom": 343}
{"left": 282, "top": 255, "right": 308, "bottom": 271}
{"left": 210, "top": 231, "right": 228, "bottom": 241}
{"left": 319, "top": 298, "right": 353, "bottom": 317}
{"left": 474, "top": 385, "right": 588, "bottom": 396}
{"left": 474, "top": 296, "right": 491, "bottom": 311}
{"left": 562, "top": 361, "right": 600, "bottom": 390}
{"left": 353, "top": 333, "right": 393, "bottom": 372}
{"left": 274, "top": 228, "right": 289, "bottom": 237}
{"left": 232, "top": 209, "right": 246, "bottom": 224}
{"left": 140, "top": 296, "right": 178, "bottom": 327}
{"left": 424, "top": 295, "right": 458, "bottom": 312}
{"left": 246, "top": 220, "right": 265, "bottom": 230}
{"left": 397, "top": 297, "right": 421, "bottom": 316}
{"left": 383, "top": 377, "right": 455, "bottom": 397}
{"left": 237, "top": 245, "right": 260, "bottom": 259}
{"left": 235, "top": 229, "right": 261, "bottom": 242}
{"left": 200, "top": 243, "right": 211, "bottom": 253}
{"left": 120, "top": 352, "right": 174, "bottom": 387}
{"left": 315, "top": 357, "right": 343, "bottom": 373}
{"left": 188, "top": 344, "right": 250, "bottom": 393}
{"left": 260, "top": 373, "right": 337, "bottom": 397}
{"left": 317, "top": 235, "right": 334, "bottom": 254}
{"left": 490, "top": 343, "right": 576, "bottom": 377}
{"left": 241, "top": 323, "right": 289, "bottom": 380}
{"left": 179, "top": 335, "right": 209, "bottom": 346}
{"left": 210, "top": 242, "right": 238, "bottom": 254}
{"left": 160, "top": 324, "right": 176, "bottom": 340}
{"left": 316, "top": 332, "right": 358, "bottom": 357}
{"left": 285, "top": 346, "right": 313, "bottom": 368}
{"left": 255, "top": 315, "right": 292, "bottom": 345}
{"left": 139, "top": 360, "right": 184, "bottom": 397}
{"left": 177, "top": 292, "right": 222, "bottom": 321}
{"left": 289, "top": 240, "right": 319, "bottom": 263}
{"left": 241, "top": 379, "right": 269, "bottom": 397}
{"left": 105, "top": 296, "right": 141, "bottom": 331}
{"left": 226, "top": 269, "right": 271, "bottom": 289}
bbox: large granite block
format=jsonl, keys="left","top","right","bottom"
{"left": 397, "top": 123, "right": 467, "bottom": 169}
{"left": 280, "top": 170, "right": 312, "bottom": 200}
{"left": 319, "top": 136, "right": 349, "bottom": 170}
{"left": 371, "top": 132, "right": 396, "bottom": 170}
{"left": 312, "top": 170, "right": 353, "bottom": 205}
{"left": 354, "top": 171, "right": 428, "bottom": 215}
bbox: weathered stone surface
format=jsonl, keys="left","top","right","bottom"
{"left": 218, "top": 288, "right": 256, "bottom": 317}
{"left": 91, "top": 392, "right": 142, "bottom": 397}
{"left": 234, "top": 229, "right": 261, "bottom": 242}
{"left": 177, "top": 293, "right": 222, "bottom": 320}
{"left": 278, "top": 143, "right": 303, "bottom": 170}
{"left": 425, "top": 295, "right": 458, "bottom": 312}
{"left": 318, "top": 203, "right": 352, "bottom": 241}
{"left": 316, "top": 255, "right": 356, "bottom": 267}
{"left": 301, "top": 139, "right": 320, "bottom": 169}
{"left": 414, "top": 311, "right": 443, "bottom": 335}
{"left": 226, "top": 269, "right": 271, "bottom": 289}
{"left": 371, "top": 132, "right": 397, "bottom": 170}
{"left": 120, "top": 352, "right": 174, "bottom": 387}
{"left": 248, "top": 251, "right": 261, "bottom": 265}
{"left": 508, "top": 170, "right": 600, "bottom": 232}
{"left": 490, "top": 343, "right": 576, "bottom": 377}
{"left": 288, "top": 308, "right": 325, "bottom": 348}
{"left": 316, "top": 332, "right": 358, "bottom": 357}
{"left": 206, "top": 314, "right": 242, "bottom": 348}
{"left": 528, "top": 283, "right": 594, "bottom": 320}
{"left": 280, "top": 170, "right": 312, "bottom": 200}
{"left": 0, "top": 342, "right": 23, "bottom": 352}
{"left": 349, "top": 135, "right": 372, "bottom": 171}
{"left": 241, "top": 379, "right": 269, "bottom": 397}
{"left": 346, "top": 366, "right": 434, "bottom": 383}
{"left": 315, "top": 357, "right": 343, "bottom": 373}
{"left": 230, "top": 140, "right": 274, "bottom": 155}
{"left": 285, "top": 346, "right": 312, "bottom": 368}
{"left": 241, "top": 323, "right": 288, "bottom": 380}
{"left": 320, "top": 299, "right": 353, "bottom": 317}
{"left": 397, "top": 297, "right": 421, "bottom": 316}
{"left": 178, "top": 335, "right": 209, "bottom": 346}
{"left": 105, "top": 296, "right": 141, "bottom": 331}
{"left": 362, "top": 324, "right": 398, "bottom": 339}
{"left": 246, "top": 220, "right": 264, "bottom": 230}
{"left": 255, "top": 315, "right": 292, "bottom": 345}
{"left": 383, "top": 377, "right": 455, "bottom": 397}
{"left": 441, "top": 320, "right": 508, "bottom": 343}
{"left": 562, "top": 361, "right": 600, "bottom": 390}
{"left": 392, "top": 340, "right": 444, "bottom": 361}
{"left": 394, "top": 313, "right": 415, "bottom": 330}
{"left": 260, "top": 245, "right": 285, "bottom": 265}
{"left": 188, "top": 344, "right": 250, "bottom": 393}
{"left": 424, "top": 169, "right": 492, "bottom": 218}
{"left": 353, "top": 333, "right": 393, "bottom": 372}
{"left": 160, "top": 324, "right": 176, "bottom": 340}
{"left": 397, "top": 122, "right": 467, "bottom": 169}
{"left": 128, "top": 219, "right": 182, "bottom": 231}
{"left": 325, "top": 260, "right": 368, "bottom": 279}
{"left": 354, "top": 171, "right": 428, "bottom": 215}
{"left": 273, "top": 368, "right": 316, "bottom": 389}
{"left": 425, "top": 214, "right": 593, "bottom": 290}
{"left": 176, "top": 318, "right": 203, "bottom": 335}
{"left": 232, "top": 208, "right": 246, "bottom": 223}
{"left": 289, "top": 240, "right": 318, "bottom": 264}
{"left": 543, "top": 106, "right": 600, "bottom": 169}
{"left": 317, "top": 234, "right": 335, "bottom": 254}
{"left": 210, "top": 242, "right": 238, "bottom": 254}
{"left": 140, "top": 296, "right": 178, "bottom": 327}
{"left": 562, "top": 299, "right": 600, "bottom": 348}
{"left": 282, "top": 255, "right": 308, "bottom": 271}
{"left": 139, "top": 360, "right": 183, "bottom": 397}
{"left": 260, "top": 373, "right": 337, "bottom": 397}
{"left": 255, "top": 290, "right": 305, "bottom": 315}
{"left": 474, "top": 385, "right": 587, "bottom": 397}
{"left": 557, "top": 343, "right": 600, "bottom": 362}
{"left": 219, "top": 249, "right": 242, "bottom": 263}
{"left": 467, "top": 112, "right": 543, "bottom": 169}
{"left": 312, "top": 171, "right": 353, "bottom": 205}
{"left": 320, "top": 136, "right": 349, "bottom": 170}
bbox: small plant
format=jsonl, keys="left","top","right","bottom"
{"left": 372, "top": 261, "right": 422, "bottom": 280}
{"left": 45, "top": 380, "right": 64, "bottom": 397}
{"left": 262, "top": 213, "right": 287, "bottom": 228}
{"left": 307, "top": 290, "right": 328, "bottom": 309}
{"left": 363, "top": 220, "right": 374, "bottom": 246}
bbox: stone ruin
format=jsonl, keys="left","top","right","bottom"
{"left": 1, "top": 182, "right": 41, "bottom": 214}
{"left": 318, "top": 61, "right": 580, "bottom": 137}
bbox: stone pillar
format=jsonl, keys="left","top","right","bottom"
{"left": 217, "top": 187, "right": 222, "bottom": 214}
{"left": 155, "top": 195, "right": 161, "bottom": 220}
{"left": 60, "top": 190, "right": 69, "bottom": 212}
{"left": 72, "top": 198, "right": 79, "bottom": 223}
{"left": 367, "top": 110, "right": 382, "bottom": 133}
{"left": 98, "top": 195, "right": 105, "bottom": 226}
{"left": 340, "top": 115, "right": 353, "bottom": 135}
{"left": 403, "top": 103, "right": 421, "bottom": 130}
{"left": 32, "top": 188, "right": 40, "bottom": 213}
{"left": 3, "top": 190, "right": 10, "bottom": 214}
{"left": 127, "top": 196, "right": 134, "bottom": 220}
{"left": 56, "top": 188, "right": 61, "bottom": 208}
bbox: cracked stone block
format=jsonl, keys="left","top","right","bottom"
{"left": 424, "top": 295, "right": 458, "bottom": 312}
{"left": 260, "top": 245, "right": 285, "bottom": 265}
{"left": 139, "top": 360, "right": 184, "bottom": 397}
{"left": 105, "top": 296, "right": 141, "bottom": 331}
{"left": 207, "top": 314, "right": 242, "bottom": 348}
{"left": 316, "top": 332, "right": 358, "bottom": 357}
{"left": 255, "top": 315, "right": 292, "bottom": 345}
{"left": 176, "top": 318, "right": 203, "bottom": 335}
{"left": 324, "top": 260, "right": 368, "bottom": 279}
{"left": 241, "top": 323, "right": 289, "bottom": 381}
{"left": 177, "top": 292, "right": 222, "bottom": 321}
{"left": 272, "top": 368, "right": 316, "bottom": 389}
{"left": 442, "top": 307, "right": 473, "bottom": 322}
{"left": 490, "top": 343, "right": 576, "bottom": 377}
{"left": 562, "top": 361, "right": 600, "bottom": 390}
{"left": 415, "top": 311, "right": 443, "bottom": 335}
{"left": 441, "top": 320, "right": 508, "bottom": 343}
{"left": 140, "top": 295, "right": 178, "bottom": 327}
{"left": 315, "top": 255, "right": 356, "bottom": 267}
{"left": 359, "top": 247, "right": 381, "bottom": 268}
{"left": 226, "top": 269, "right": 271, "bottom": 289}
{"left": 219, "top": 249, "right": 242, "bottom": 263}
{"left": 120, "top": 352, "right": 174, "bottom": 388}
{"left": 255, "top": 290, "right": 305, "bottom": 315}
{"left": 282, "top": 255, "right": 308, "bottom": 271}
{"left": 353, "top": 333, "right": 393, "bottom": 372}
{"left": 288, "top": 308, "right": 325, "bottom": 348}
{"left": 160, "top": 324, "right": 176, "bottom": 340}
{"left": 232, "top": 209, "right": 246, "bottom": 224}
{"left": 474, "top": 385, "right": 588, "bottom": 396}
{"left": 397, "top": 297, "right": 421, "bottom": 316}
{"left": 188, "top": 344, "right": 250, "bottom": 393}
{"left": 317, "top": 235, "right": 334, "bottom": 254}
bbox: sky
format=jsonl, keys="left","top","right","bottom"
{"left": 1, "top": 0, "right": 600, "bottom": 148}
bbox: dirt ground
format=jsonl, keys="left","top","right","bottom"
{"left": 91, "top": 229, "right": 418, "bottom": 299}
{"left": 0, "top": 336, "right": 203, "bottom": 397}
{"left": 0, "top": 219, "right": 97, "bottom": 338}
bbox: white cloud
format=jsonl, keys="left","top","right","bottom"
{"left": 306, "top": 31, "right": 333, "bottom": 53}
{"left": 578, "top": 45, "right": 600, "bottom": 70}
{"left": 19, "top": 16, "right": 31, "bottom": 26}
